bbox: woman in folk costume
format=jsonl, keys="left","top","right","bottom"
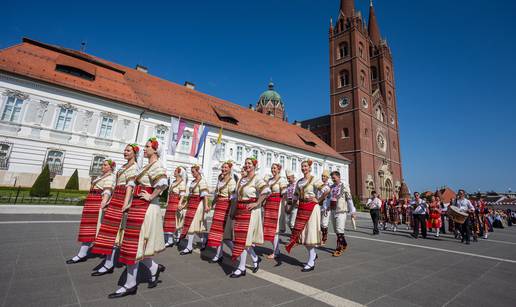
{"left": 229, "top": 157, "right": 270, "bottom": 278}
{"left": 426, "top": 195, "right": 442, "bottom": 237}
{"left": 207, "top": 161, "right": 237, "bottom": 263}
{"left": 328, "top": 171, "right": 355, "bottom": 257}
{"left": 90, "top": 145, "right": 139, "bottom": 276}
{"left": 66, "top": 159, "right": 115, "bottom": 264}
{"left": 318, "top": 170, "right": 332, "bottom": 245}
{"left": 387, "top": 196, "right": 401, "bottom": 232}
{"left": 179, "top": 164, "right": 210, "bottom": 255}
{"left": 108, "top": 137, "right": 167, "bottom": 298}
{"left": 286, "top": 160, "right": 323, "bottom": 272}
{"left": 163, "top": 166, "right": 188, "bottom": 248}
{"left": 262, "top": 163, "right": 288, "bottom": 260}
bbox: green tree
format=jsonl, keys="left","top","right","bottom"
{"left": 30, "top": 164, "right": 51, "bottom": 197}
{"left": 65, "top": 169, "right": 80, "bottom": 190}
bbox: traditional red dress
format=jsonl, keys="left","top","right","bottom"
{"left": 263, "top": 176, "right": 287, "bottom": 243}
{"left": 77, "top": 173, "right": 114, "bottom": 243}
{"left": 207, "top": 176, "right": 236, "bottom": 248}
{"left": 163, "top": 179, "right": 186, "bottom": 234}
{"left": 426, "top": 202, "right": 442, "bottom": 229}
{"left": 91, "top": 163, "right": 137, "bottom": 255}
{"left": 180, "top": 178, "right": 209, "bottom": 239}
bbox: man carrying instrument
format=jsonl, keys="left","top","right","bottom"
{"left": 455, "top": 189, "right": 474, "bottom": 244}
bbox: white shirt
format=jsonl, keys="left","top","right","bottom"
{"left": 366, "top": 197, "right": 382, "bottom": 210}
{"left": 456, "top": 198, "right": 474, "bottom": 213}
{"left": 411, "top": 199, "right": 427, "bottom": 215}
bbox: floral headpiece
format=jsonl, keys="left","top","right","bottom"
{"left": 272, "top": 163, "right": 282, "bottom": 171}
{"left": 246, "top": 157, "right": 258, "bottom": 167}
{"left": 147, "top": 137, "right": 159, "bottom": 150}
{"left": 128, "top": 143, "right": 140, "bottom": 153}
{"left": 105, "top": 159, "right": 116, "bottom": 169}
{"left": 302, "top": 159, "right": 313, "bottom": 167}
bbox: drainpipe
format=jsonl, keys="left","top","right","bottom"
{"left": 134, "top": 110, "right": 146, "bottom": 143}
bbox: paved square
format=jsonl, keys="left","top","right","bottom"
{"left": 0, "top": 214, "right": 515, "bottom": 307}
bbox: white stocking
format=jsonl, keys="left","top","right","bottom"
{"left": 165, "top": 233, "right": 174, "bottom": 244}
{"left": 305, "top": 246, "right": 316, "bottom": 268}
{"left": 142, "top": 258, "right": 158, "bottom": 281}
{"left": 73, "top": 243, "right": 90, "bottom": 261}
{"left": 116, "top": 263, "right": 138, "bottom": 293}
{"left": 99, "top": 248, "right": 116, "bottom": 272}
{"left": 237, "top": 250, "right": 247, "bottom": 272}
{"left": 214, "top": 245, "right": 223, "bottom": 260}
{"left": 247, "top": 246, "right": 258, "bottom": 265}
{"left": 272, "top": 234, "right": 280, "bottom": 256}
{"left": 183, "top": 234, "right": 194, "bottom": 252}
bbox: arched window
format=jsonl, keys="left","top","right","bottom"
{"left": 388, "top": 91, "right": 393, "bottom": 106}
{"left": 341, "top": 128, "right": 350, "bottom": 139}
{"left": 364, "top": 128, "right": 369, "bottom": 137}
{"left": 375, "top": 107, "right": 384, "bottom": 122}
{"left": 358, "top": 42, "right": 365, "bottom": 58}
{"left": 338, "top": 42, "right": 349, "bottom": 59}
{"left": 90, "top": 155, "right": 106, "bottom": 176}
{"left": 371, "top": 66, "right": 378, "bottom": 80}
{"left": 360, "top": 70, "right": 367, "bottom": 87}
{"left": 338, "top": 70, "right": 350, "bottom": 88}
{"left": 386, "top": 66, "right": 391, "bottom": 81}
{"left": 45, "top": 149, "right": 65, "bottom": 176}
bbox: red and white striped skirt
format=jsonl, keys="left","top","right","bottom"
{"left": 164, "top": 193, "right": 181, "bottom": 233}
{"left": 232, "top": 198, "right": 262, "bottom": 260}
{"left": 180, "top": 195, "right": 203, "bottom": 239}
{"left": 207, "top": 198, "right": 231, "bottom": 248}
{"left": 91, "top": 185, "right": 127, "bottom": 255}
{"left": 263, "top": 193, "right": 282, "bottom": 243}
{"left": 77, "top": 189, "right": 103, "bottom": 243}
{"left": 286, "top": 201, "right": 319, "bottom": 253}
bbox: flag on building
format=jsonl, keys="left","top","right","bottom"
{"left": 195, "top": 126, "right": 210, "bottom": 158}
{"left": 189, "top": 124, "right": 200, "bottom": 156}
{"left": 167, "top": 117, "right": 180, "bottom": 154}
{"left": 212, "top": 127, "right": 224, "bottom": 161}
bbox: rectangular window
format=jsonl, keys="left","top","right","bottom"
{"left": 279, "top": 155, "right": 285, "bottom": 169}
{"left": 291, "top": 158, "right": 297, "bottom": 172}
{"left": 313, "top": 163, "right": 319, "bottom": 176}
{"left": 252, "top": 149, "right": 259, "bottom": 159}
{"left": 1, "top": 96, "right": 24, "bottom": 122}
{"left": 45, "top": 149, "right": 65, "bottom": 176}
{"left": 0, "top": 141, "right": 13, "bottom": 170}
{"left": 341, "top": 128, "right": 350, "bottom": 139}
{"left": 266, "top": 152, "right": 272, "bottom": 167}
{"left": 99, "top": 117, "right": 114, "bottom": 138}
{"left": 236, "top": 146, "right": 243, "bottom": 162}
{"left": 220, "top": 143, "right": 226, "bottom": 160}
{"left": 179, "top": 133, "right": 191, "bottom": 153}
{"left": 155, "top": 126, "right": 167, "bottom": 144}
{"left": 89, "top": 155, "right": 106, "bottom": 176}
{"left": 55, "top": 107, "right": 74, "bottom": 131}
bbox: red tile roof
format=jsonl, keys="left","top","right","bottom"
{"left": 0, "top": 38, "right": 348, "bottom": 162}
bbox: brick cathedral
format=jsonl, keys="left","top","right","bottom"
{"left": 302, "top": 0, "right": 403, "bottom": 200}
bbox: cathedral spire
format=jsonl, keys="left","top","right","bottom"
{"left": 340, "top": 0, "right": 355, "bottom": 18}
{"left": 368, "top": 0, "right": 382, "bottom": 45}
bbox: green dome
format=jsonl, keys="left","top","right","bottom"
{"left": 258, "top": 81, "right": 283, "bottom": 106}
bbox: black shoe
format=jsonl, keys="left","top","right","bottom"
{"left": 66, "top": 256, "right": 87, "bottom": 264}
{"left": 200, "top": 244, "right": 207, "bottom": 252}
{"left": 91, "top": 266, "right": 114, "bottom": 276}
{"left": 108, "top": 285, "right": 137, "bottom": 299}
{"left": 229, "top": 269, "right": 246, "bottom": 278}
{"left": 180, "top": 249, "right": 193, "bottom": 255}
{"left": 301, "top": 265, "right": 315, "bottom": 272}
{"left": 252, "top": 257, "right": 262, "bottom": 273}
{"left": 165, "top": 242, "right": 175, "bottom": 248}
{"left": 209, "top": 257, "right": 223, "bottom": 264}
{"left": 148, "top": 264, "right": 166, "bottom": 288}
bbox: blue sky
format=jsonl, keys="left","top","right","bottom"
{"left": 2, "top": 0, "right": 515, "bottom": 193}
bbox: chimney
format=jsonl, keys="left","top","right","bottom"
{"left": 135, "top": 64, "right": 148, "bottom": 73}
{"left": 293, "top": 120, "right": 302, "bottom": 127}
{"left": 248, "top": 104, "right": 255, "bottom": 111}
{"left": 184, "top": 81, "right": 195, "bottom": 90}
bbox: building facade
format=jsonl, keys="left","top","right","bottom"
{"left": 0, "top": 38, "right": 349, "bottom": 191}
{"left": 302, "top": 0, "right": 403, "bottom": 200}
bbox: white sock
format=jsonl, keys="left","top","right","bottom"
{"left": 165, "top": 233, "right": 174, "bottom": 244}
{"left": 305, "top": 247, "right": 316, "bottom": 268}
{"left": 273, "top": 234, "right": 280, "bottom": 256}
{"left": 184, "top": 234, "right": 194, "bottom": 251}
{"left": 116, "top": 263, "right": 138, "bottom": 293}
{"left": 214, "top": 245, "right": 223, "bottom": 260}
{"left": 238, "top": 250, "right": 247, "bottom": 272}
{"left": 73, "top": 243, "right": 90, "bottom": 260}
{"left": 99, "top": 249, "right": 116, "bottom": 272}
{"left": 436, "top": 229, "right": 440, "bottom": 236}
{"left": 247, "top": 247, "right": 258, "bottom": 265}
{"left": 142, "top": 258, "right": 158, "bottom": 281}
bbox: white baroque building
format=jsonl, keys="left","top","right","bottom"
{"left": 0, "top": 38, "right": 349, "bottom": 190}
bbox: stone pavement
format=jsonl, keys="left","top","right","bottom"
{"left": 0, "top": 214, "right": 515, "bottom": 307}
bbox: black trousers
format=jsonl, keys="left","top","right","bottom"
{"left": 461, "top": 217, "right": 471, "bottom": 242}
{"left": 440, "top": 214, "right": 446, "bottom": 234}
{"left": 412, "top": 214, "right": 427, "bottom": 238}
{"left": 370, "top": 209, "right": 380, "bottom": 234}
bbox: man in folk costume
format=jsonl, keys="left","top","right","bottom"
{"left": 263, "top": 163, "right": 288, "bottom": 260}
{"left": 284, "top": 170, "right": 298, "bottom": 232}
{"left": 90, "top": 145, "right": 139, "bottom": 276}
{"left": 328, "top": 171, "right": 355, "bottom": 257}
{"left": 66, "top": 159, "right": 115, "bottom": 264}
{"left": 163, "top": 166, "right": 187, "bottom": 248}
{"left": 454, "top": 189, "right": 474, "bottom": 244}
{"left": 109, "top": 137, "right": 167, "bottom": 298}
{"left": 366, "top": 191, "right": 382, "bottom": 235}
{"left": 286, "top": 160, "right": 323, "bottom": 272}
{"left": 229, "top": 157, "right": 270, "bottom": 278}
{"left": 318, "top": 170, "right": 332, "bottom": 245}
{"left": 179, "top": 164, "right": 210, "bottom": 255}
{"left": 207, "top": 161, "right": 237, "bottom": 263}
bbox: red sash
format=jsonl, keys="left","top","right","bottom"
{"left": 286, "top": 201, "right": 317, "bottom": 253}
{"left": 77, "top": 189, "right": 103, "bottom": 243}
{"left": 207, "top": 198, "right": 231, "bottom": 247}
{"left": 231, "top": 198, "right": 257, "bottom": 261}
{"left": 180, "top": 195, "right": 203, "bottom": 239}
{"left": 91, "top": 185, "right": 126, "bottom": 255}
{"left": 164, "top": 193, "right": 181, "bottom": 233}
{"left": 263, "top": 193, "right": 282, "bottom": 243}
{"left": 118, "top": 186, "right": 153, "bottom": 265}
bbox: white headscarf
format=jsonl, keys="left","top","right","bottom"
{"left": 178, "top": 166, "right": 188, "bottom": 183}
